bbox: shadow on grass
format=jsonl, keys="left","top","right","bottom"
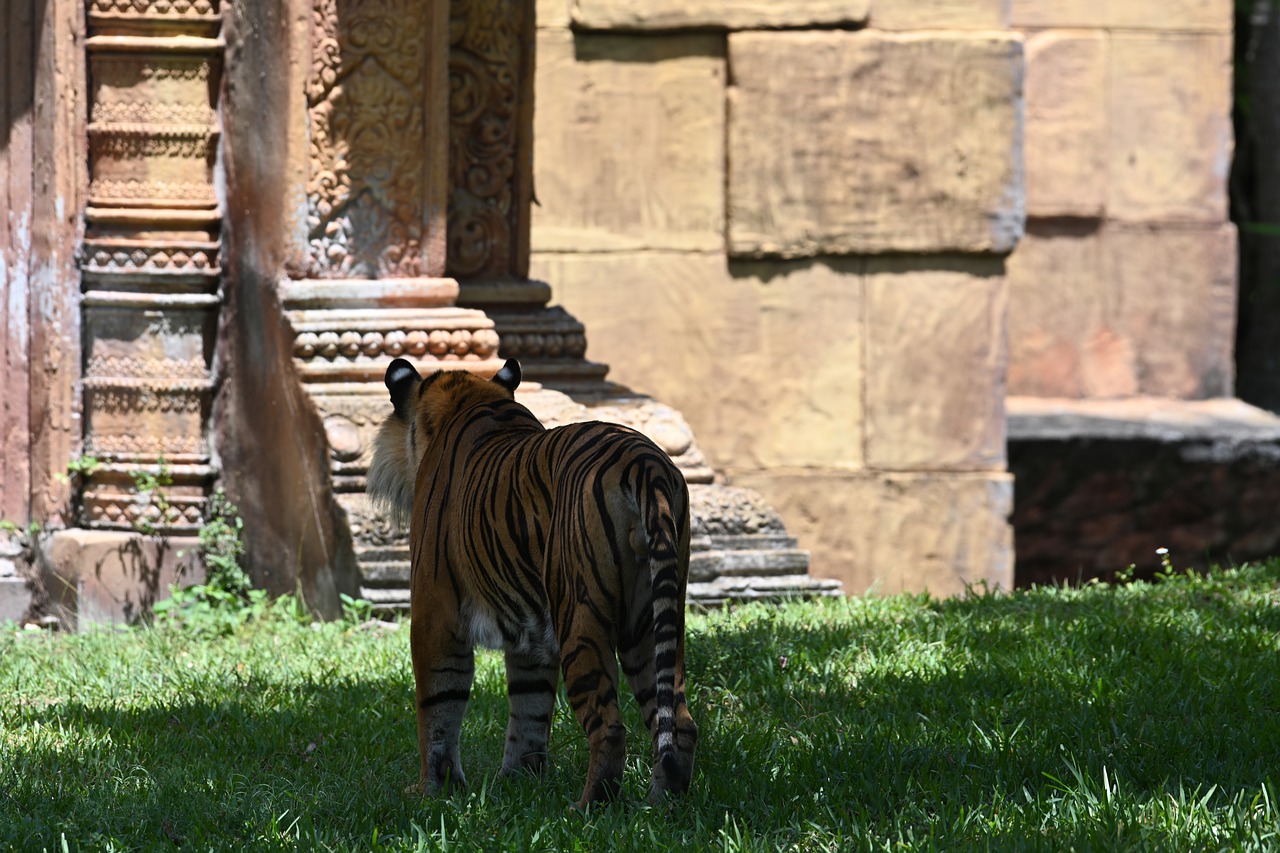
{"left": 4, "top": 574, "right": 1280, "bottom": 849}
{"left": 687, "top": 578, "right": 1280, "bottom": 824}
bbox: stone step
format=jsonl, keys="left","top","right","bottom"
{"left": 360, "top": 586, "right": 411, "bottom": 609}
{"left": 363, "top": 546, "right": 812, "bottom": 590}
{"left": 699, "top": 534, "right": 800, "bottom": 552}
{"left": 359, "top": 561, "right": 410, "bottom": 586}
{"left": 364, "top": 573, "right": 843, "bottom": 614}
{"left": 689, "top": 548, "right": 810, "bottom": 581}
{"left": 688, "top": 574, "right": 844, "bottom": 608}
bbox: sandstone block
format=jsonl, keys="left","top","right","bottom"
{"left": 864, "top": 258, "right": 1008, "bottom": 471}
{"left": 727, "top": 31, "right": 1025, "bottom": 258}
{"left": 869, "top": 0, "right": 1009, "bottom": 30}
{"left": 736, "top": 471, "right": 1014, "bottom": 597}
{"left": 538, "top": 0, "right": 570, "bottom": 28}
{"left": 1108, "top": 33, "right": 1232, "bottom": 223}
{"left": 531, "top": 31, "right": 725, "bottom": 253}
{"left": 571, "top": 0, "right": 869, "bottom": 30}
{"left": 1006, "top": 224, "right": 1111, "bottom": 398}
{"left": 1006, "top": 224, "right": 1237, "bottom": 398}
{"left": 1104, "top": 224, "right": 1237, "bottom": 397}
{"left": 43, "top": 529, "right": 204, "bottom": 629}
{"left": 1011, "top": 0, "right": 1232, "bottom": 32}
{"left": 1024, "top": 30, "right": 1106, "bottom": 218}
{"left": 531, "top": 251, "right": 866, "bottom": 471}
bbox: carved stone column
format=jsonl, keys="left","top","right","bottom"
{"left": 30, "top": 0, "right": 225, "bottom": 627}
{"left": 279, "top": 0, "right": 504, "bottom": 604}
{"left": 447, "top": 0, "right": 609, "bottom": 391}
{"left": 80, "top": 3, "right": 223, "bottom": 535}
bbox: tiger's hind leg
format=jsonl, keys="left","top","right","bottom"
{"left": 559, "top": 621, "right": 626, "bottom": 809}
{"left": 501, "top": 650, "right": 558, "bottom": 777}
{"left": 409, "top": 611, "right": 474, "bottom": 796}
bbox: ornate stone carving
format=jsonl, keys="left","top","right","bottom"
{"left": 292, "top": 327, "right": 500, "bottom": 361}
{"left": 91, "top": 55, "right": 214, "bottom": 86}
{"left": 305, "top": 0, "right": 435, "bottom": 278}
{"left": 476, "top": 304, "right": 610, "bottom": 392}
{"left": 88, "top": 179, "right": 217, "bottom": 206}
{"left": 447, "top": 0, "right": 529, "bottom": 279}
{"left": 89, "top": 125, "right": 216, "bottom": 160}
{"left": 87, "top": 432, "right": 206, "bottom": 457}
{"left": 89, "top": 0, "right": 220, "bottom": 22}
{"left": 339, "top": 493, "right": 403, "bottom": 550}
{"left": 83, "top": 240, "right": 220, "bottom": 278}
{"left": 83, "top": 381, "right": 210, "bottom": 415}
{"left": 80, "top": 14, "right": 224, "bottom": 534}
{"left": 83, "top": 492, "right": 206, "bottom": 531}
{"left": 87, "top": 46, "right": 220, "bottom": 210}
{"left": 688, "top": 484, "right": 788, "bottom": 538}
{"left": 92, "top": 101, "right": 216, "bottom": 125}
{"left": 281, "top": 277, "right": 503, "bottom": 383}
{"left": 86, "top": 355, "right": 209, "bottom": 380}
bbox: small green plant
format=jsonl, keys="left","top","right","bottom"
{"left": 199, "top": 488, "right": 251, "bottom": 598}
{"left": 153, "top": 488, "right": 274, "bottom": 635}
{"left": 56, "top": 454, "right": 102, "bottom": 484}
{"left": 340, "top": 592, "right": 375, "bottom": 625}
{"left": 129, "top": 457, "right": 172, "bottom": 536}
{"left": 0, "top": 520, "right": 40, "bottom": 541}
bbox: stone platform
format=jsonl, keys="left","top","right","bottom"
{"left": 346, "top": 383, "right": 841, "bottom": 611}
{"left": 1008, "top": 396, "right": 1280, "bottom": 586}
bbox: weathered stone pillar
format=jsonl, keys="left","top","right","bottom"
{"left": 0, "top": 0, "right": 86, "bottom": 622}
{"left": 33, "top": 0, "right": 226, "bottom": 627}
{"left": 81, "top": 4, "right": 223, "bottom": 535}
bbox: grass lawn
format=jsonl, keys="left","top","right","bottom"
{"left": 3, "top": 563, "right": 1280, "bottom": 851}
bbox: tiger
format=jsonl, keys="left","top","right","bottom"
{"left": 366, "top": 356, "right": 698, "bottom": 809}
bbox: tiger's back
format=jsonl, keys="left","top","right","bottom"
{"left": 368, "top": 358, "right": 697, "bottom": 809}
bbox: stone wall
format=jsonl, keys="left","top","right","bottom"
{"left": 529, "top": 1, "right": 1024, "bottom": 595}
{"left": 1007, "top": 2, "right": 1236, "bottom": 399}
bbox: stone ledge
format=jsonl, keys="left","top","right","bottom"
{"left": 1011, "top": 0, "right": 1232, "bottom": 32}
{"left": 688, "top": 575, "right": 844, "bottom": 609}
{"left": 1008, "top": 396, "right": 1280, "bottom": 443}
{"left": 1008, "top": 397, "right": 1280, "bottom": 586}
{"left": 571, "top": 0, "right": 870, "bottom": 31}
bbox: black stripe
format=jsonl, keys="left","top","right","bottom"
{"left": 512, "top": 712, "right": 551, "bottom": 724}
{"left": 508, "top": 679, "right": 554, "bottom": 695}
{"left": 420, "top": 688, "right": 471, "bottom": 708}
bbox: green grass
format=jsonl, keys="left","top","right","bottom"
{"left": 4, "top": 564, "right": 1280, "bottom": 851}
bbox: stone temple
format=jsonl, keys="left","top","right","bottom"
{"left": 0, "top": 0, "right": 839, "bottom": 626}
{"left": 2, "top": 1, "right": 1270, "bottom": 625}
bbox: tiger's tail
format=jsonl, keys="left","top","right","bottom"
{"left": 642, "top": 470, "right": 692, "bottom": 797}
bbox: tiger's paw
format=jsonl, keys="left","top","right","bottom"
{"left": 499, "top": 751, "right": 549, "bottom": 779}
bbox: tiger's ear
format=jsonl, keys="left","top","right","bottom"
{"left": 492, "top": 358, "right": 521, "bottom": 395}
{"left": 385, "top": 358, "right": 421, "bottom": 419}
